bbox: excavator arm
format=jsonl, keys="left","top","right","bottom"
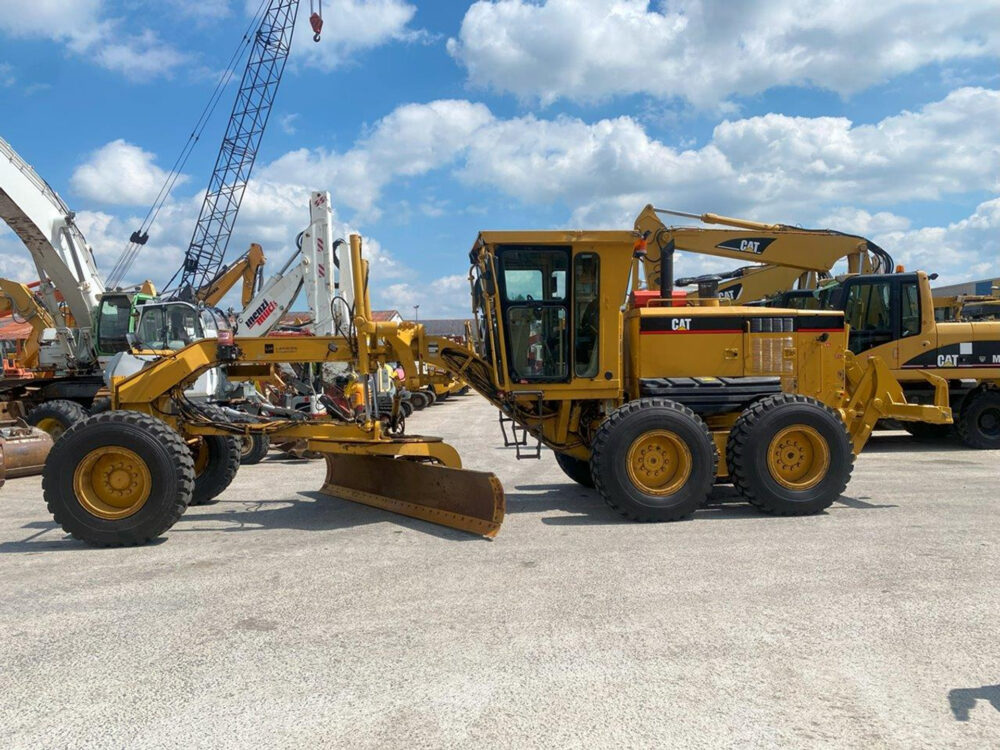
{"left": 632, "top": 204, "right": 894, "bottom": 303}
{"left": 195, "top": 243, "right": 266, "bottom": 308}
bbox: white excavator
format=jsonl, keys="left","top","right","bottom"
{"left": 0, "top": 134, "right": 159, "bottom": 435}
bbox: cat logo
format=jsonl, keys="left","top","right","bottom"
{"left": 937, "top": 354, "right": 958, "bottom": 367}
{"left": 671, "top": 318, "right": 692, "bottom": 331}
{"left": 715, "top": 237, "right": 775, "bottom": 255}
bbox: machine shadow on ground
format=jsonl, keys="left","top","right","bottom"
{"left": 862, "top": 434, "right": 970, "bottom": 454}
{"left": 948, "top": 684, "right": 1000, "bottom": 721}
{"left": 507, "top": 481, "right": 896, "bottom": 526}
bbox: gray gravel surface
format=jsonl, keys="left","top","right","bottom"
{"left": 1, "top": 394, "right": 998, "bottom": 748}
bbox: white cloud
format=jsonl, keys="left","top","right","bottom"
{"left": 279, "top": 113, "right": 300, "bottom": 135}
{"left": 448, "top": 0, "right": 1000, "bottom": 107}
{"left": 0, "top": 62, "right": 13, "bottom": 87}
{"left": 260, "top": 100, "right": 493, "bottom": 217}
{"left": 380, "top": 274, "right": 472, "bottom": 318}
{"left": 71, "top": 140, "right": 186, "bottom": 207}
{"left": 872, "top": 197, "right": 1000, "bottom": 284}
{"left": 293, "top": 0, "right": 427, "bottom": 70}
{"left": 0, "top": 0, "right": 188, "bottom": 80}
{"left": 257, "top": 87, "right": 1000, "bottom": 229}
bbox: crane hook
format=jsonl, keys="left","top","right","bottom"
{"left": 309, "top": 0, "right": 323, "bottom": 43}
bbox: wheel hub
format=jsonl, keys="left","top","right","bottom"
{"left": 766, "top": 425, "right": 830, "bottom": 491}
{"left": 626, "top": 430, "right": 692, "bottom": 496}
{"left": 73, "top": 446, "right": 152, "bottom": 520}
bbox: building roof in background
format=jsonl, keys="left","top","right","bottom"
{"left": 421, "top": 319, "right": 471, "bottom": 338}
{"left": 275, "top": 310, "right": 401, "bottom": 329}
{"left": 0, "top": 315, "right": 33, "bottom": 341}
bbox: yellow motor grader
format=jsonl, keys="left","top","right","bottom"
{"left": 42, "top": 228, "right": 950, "bottom": 545}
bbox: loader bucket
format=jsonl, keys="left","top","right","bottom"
{"left": 0, "top": 422, "right": 53, "bottom": 486}
{"left": 320, "top": 453, "right": 505, "bottom": 537}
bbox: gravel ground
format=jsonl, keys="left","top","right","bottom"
{"left": 1, "top": 394, "right": 998, "bottom": 748}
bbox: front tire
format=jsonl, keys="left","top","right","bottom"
{"left": 956, "top": 388, "right": 1000, "bottom": 449}
{"left": 727, "top": 394, "right": 853, "bottom": 516}
{"left": 190, "top": 434, "right": 241, "bottom": 505}
{"left": 42, "top": 411, "right": 195, "bottom": 546}
{"left": 590, "top": 398, "right": 716, "bottom": 522}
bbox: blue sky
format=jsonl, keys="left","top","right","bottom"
{"left": 1, "top": 0, "right": 999, "bottom": 316}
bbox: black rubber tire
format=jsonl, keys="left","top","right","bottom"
{"left": 435, "top": 390, "right": 449, "bottom": 402}
{"left": 554, "top": 451, "right": 595, "bottom": 488}
{"left": 423, "top": 388, "right": 437, "bottom": 406}
{"left": 89, "top": 397, "right": 112, "bottom": 415}
{"left": 26, "top": 399, "right": 88, "bottom": 440}
{"left": 590, "top": 398, "right": 716, "bottom": 522}
{"left": 239, "top": 433, "right": 270, "bottom": 465}
{"left": 956, "top": 388, "right": 1000, "bottom": 449}
{"left": 190, "top": 434, "right": 241, "bottom": 505}
{"left": 400, "top": 400, "right": 414, "bottom": 418}
{"left": 903, "top": 421, "right": 954, "bottom": 441}
{"left": 727, "top": 393, "right": 853, "bottom": 516}
{"left": 42, "top": 411, "right": 195, "bottom": 547}
{"left": 457, "top": 385, "right": 471, "bottom": 396}
{"left": 189, "top": 405, "right": 241, "bottom": 506}
{"left": 410, "top": 391, "right": 429, "bottom": 411}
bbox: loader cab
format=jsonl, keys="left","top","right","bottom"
{"left": 821, "top": 273, "right": 927, "bottom": 356}
{"left": 135, "top": 300, "right": 231, "bottom": 350}
{"left": 94, "top": 291, "right": 155, "bottom": 357}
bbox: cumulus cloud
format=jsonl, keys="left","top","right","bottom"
{"left": 0, "top": 0, "right": 187, "bottom": 80}
{"left": 257, "top": 87, "right": 1000, "bottom": 229}
{"left": 71, "top": 140, "right": 186, "bottom": 207}
{"left": 448, "top": 0, "right": 1000, "bottom": 107}
{"left": 872, "top": 197, "right": 1000, "bottom": 284}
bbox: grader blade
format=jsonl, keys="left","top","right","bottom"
{"left": 320, "top": 454, "right": 505, "bottom": 537}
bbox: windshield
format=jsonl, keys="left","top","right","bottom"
{"left": 137, "top": 303, "right": 204, "bottom": 349}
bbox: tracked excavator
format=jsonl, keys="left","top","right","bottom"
{"left": 44, "top": 224, "right": 950, "bottom": 545}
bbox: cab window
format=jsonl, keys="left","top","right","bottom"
{"left": 498, "top": 246, "right": 570, "bottom": 382}
{"left": 844, "top": 281, "right": 892, "bottom": 354}
{"left": 96, "top": 295, "right": 133, "bottom": 354}
{"left": 574, "top": 254, "right": 599, "bottom": 377}
{"left": 900, "top": 281, "right": 921, "bottom": 337}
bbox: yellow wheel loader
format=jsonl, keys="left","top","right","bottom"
{"left": 42, "top": 230, "right": 947, "bottom": 545}
{"left": 772, "top": 272, "right": 1000, "bottom": 448}
{"left": 634, "top": 206, "right": 1000, "bottom": 449}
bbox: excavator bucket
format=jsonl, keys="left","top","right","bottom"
{"left": 319, "top": 454, "right": 505, "bottom": 538}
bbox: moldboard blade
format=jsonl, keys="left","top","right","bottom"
{"left": 320, "top": 454, "right": 504, "bottom": 538}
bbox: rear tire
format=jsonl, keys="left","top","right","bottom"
{"left": 956, "top": 388, "right": 1000, "bottom": 449}
{"left": 590, "top": 398, "right": 716, "bottom": 522}
{"left": 42, "top": 411, "right": 195, "bottom": 546}
{"left": 26, "top": 399, "right": 88, "bottom": 440}
{"left": 239, "top": 433, "right": 270, "bottom": 465}
{"left": 410, "top": 391, "right": 429, "bottom": 411}
{"left": 554, "top": 451, "right": 594, "bottom": 488}
{"left": 727, "top": 394, "right": 852, "bottom": 516}
{"left": 423, "top": 388, "right": 437, "bottom": 406}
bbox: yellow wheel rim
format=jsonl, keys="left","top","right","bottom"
{"left": 767, "top": 425, "right": 830, "bottom": 490}
{"left": 239, "top": 436, "right": 253, "bottom": 457}
{"left": 625, "top": 430, "right": 692, "bottom": 496}
{"left": 191, "top": 439, "right": 210, "bottom": 478}
{"left": 35, "top": 417, "right": 66, "bottom": 438}
{"left": 73, "top": 446, "right": 152, "bottom": 520}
